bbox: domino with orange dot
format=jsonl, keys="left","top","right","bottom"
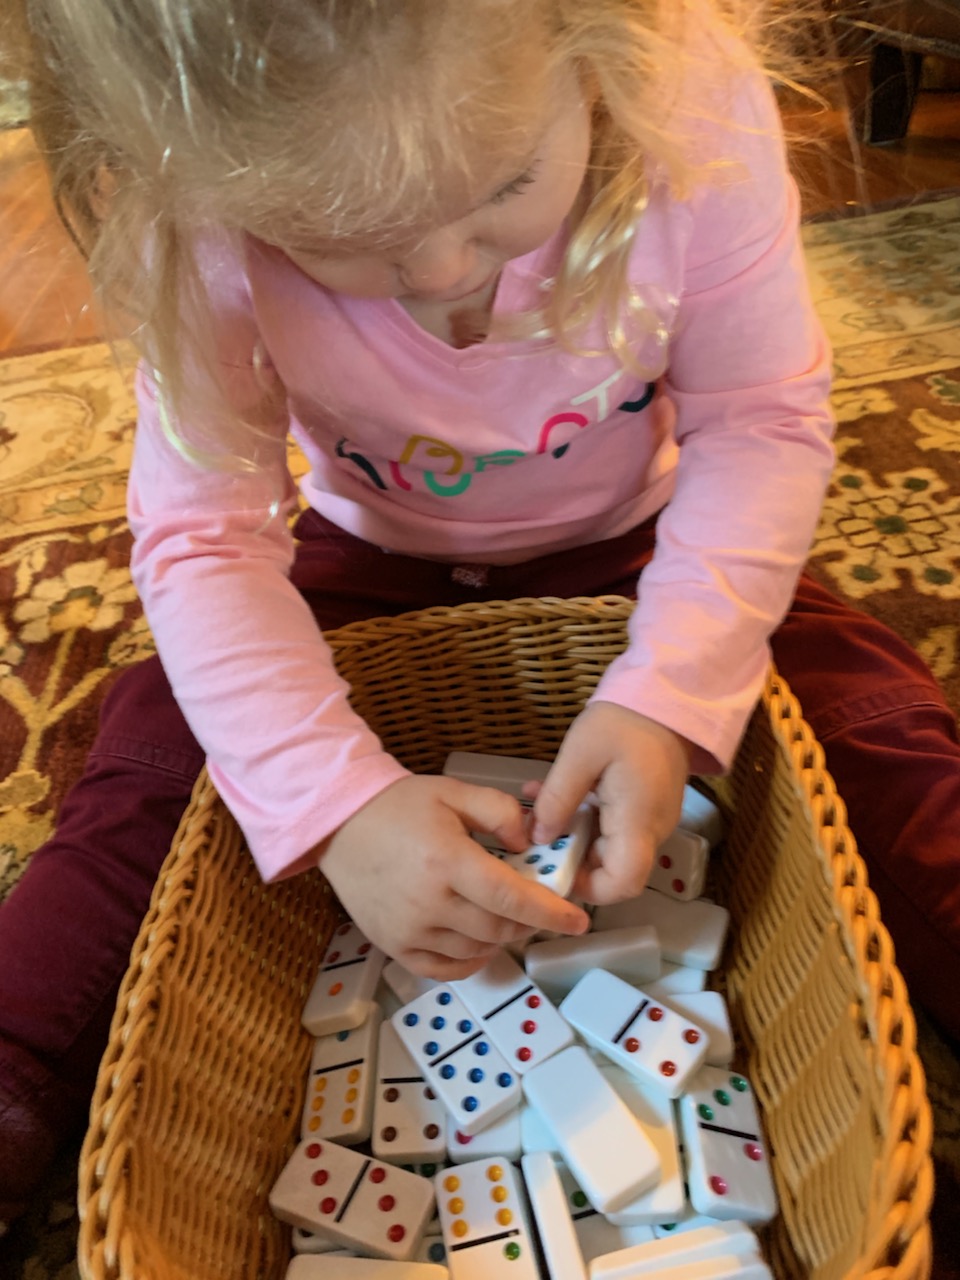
{"left": 268, "top": 1137, "right": 435, "bottom": 1261}
{"left": 372, "top": 1020, "right": 447, "bottom": 1165}
{"left": 303, "top": 922, "right": 386, "bottom": 1038}
{"left": 560, "top": 969, "right": 709, "bottom": 1099}
{"left": 300, "top": 1008, "right": 382, "bottom": 1144}
{"left": 433, "top": 1158, "right": 540, "bottom": 1280}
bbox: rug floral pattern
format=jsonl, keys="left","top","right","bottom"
{"left": 1, "top": 198, "right": 959, "bottom": 1277}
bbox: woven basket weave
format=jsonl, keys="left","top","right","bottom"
{"left": 76, "top": 597, "right": 933, "bottom": 1280}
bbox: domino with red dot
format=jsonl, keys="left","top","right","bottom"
{"left": 268, "top": 1137, "right": 435, "bottom": 1260}
{"left": 678, "top": 1067, "right": 777, "bottom": 1224}
{"left": 646, "top": 828, "right": 709, "bottom": 901}
{"left": 452, "top": 948, "right": 573, "bottom": 1074}
{"left": 391, "top": 987, "right": 522, "bottom": 1136}
{"left": 303, "top": 922, "right": 386, "bottom": 1037}
{"left": 559, "top": 969, "right": 709, "bottom": 1099}
{"left": 434, "top": 1158, "right": 540, "bottom": 1280}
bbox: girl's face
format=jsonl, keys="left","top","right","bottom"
{"left": 278, "top": 77, "right": 592, "bottom": 305}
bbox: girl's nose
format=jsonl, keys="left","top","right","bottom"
{"left": 396, "top": 229, "right": 477, "bottom": 296}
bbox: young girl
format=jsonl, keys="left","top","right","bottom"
{"left": 3, "top": 0, "right": 959, "bottom": 1222}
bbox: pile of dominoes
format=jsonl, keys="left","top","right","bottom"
{"left": 269, "top": 753, "right": 778, "bottom": 1280}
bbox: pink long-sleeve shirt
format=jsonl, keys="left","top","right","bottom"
{"left": 128, "top": 71, "right": 835, "bottom": 883}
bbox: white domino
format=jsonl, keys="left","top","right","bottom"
{"left": 643, "top": 963, "right": 709, "bottom": 996}
{"left": 524, "top": 926, "right": 661, "bottom": 1002}
{"left": 446, "top": 1105, "right": 521, "bottom": 1164}
{"left": 679, "top": 1067, "right": 777, "bottom": 1224}
{"left": 546, "top": 1158, "right": 656, "bottom": 1264}
{"left": 301, "top": 1009, "right": 382, "bottom": 1143}
{"left": 286, "top": 1257, "right": 449, "bottom": 1279}
{"left": 593, "top": 890, "right": 730, "bottom": 971}
{"left": 392, "top": 987, "right": 522, "bottom": 1135}
{"left": 520, "top": 1100, "right": 559, "bottom": 1156}
{"left": 680, "top": 785, "right": 724, "bottom": 848}
{"left": 588, "top": 1220, "right": 763, "bottom": 1280}
{"left": 442, "top": 752, "right": 549, "bottom": 801}
{"left": 646, "top": 828, "right": 709, "bottom": 901}
{"left": 384, "top": 961, "right": 440, "bottom": 1007}
{"left": 520, "top": 1153, "right": 588, "bottom": 1280}
{"left": 372, "top": 1021, "right": 447, "bottom": 1164}
{"left": 452, "top": 949, "right": 573, "bottom": 1074}
{"left": 597, "top": 1063, "right": 685, "bottom": 1225}
{"left": 303, "top": 922, "right": 386, "bottom": 1036}
{"left": 269, "top": 1138, "right": 434, "bottom": 1261}
{"left": 656, "top": 991, "right": 734, "bottom": 1067}
{"left": 291, "top": 1227, "right": 344, "bottom": 1255}
{"left": 560, "top": 970, "right": 709, "bottom": 1098}
{"left": 434, "top": 1158, "right": 540, "bottom": 1280}
{"left": 522, "top": 1046, "right": 661, "bottom": 1214}
{"left": 479, "top": 804, "right": 595, "bottom": 899}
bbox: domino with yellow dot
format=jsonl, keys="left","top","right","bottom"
{"left": 300, "top": 1008, "right": 382, "bottom": 1144}
{"left": 433, "top": 1159, "right": 539, "bottom": 1280}
{"left": 303, "top": 922, "right": 386, "bottom": 1038}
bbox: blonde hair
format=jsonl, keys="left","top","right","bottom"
{"left": 5, "top": 0, "right": 827, "bottom": 463}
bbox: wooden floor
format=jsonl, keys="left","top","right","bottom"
{"left": 1, "top": 90, "right": 959, "bottom": 360}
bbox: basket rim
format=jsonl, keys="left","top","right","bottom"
{"left": 75, "top": 595, "right": 934, "bottom": 1280}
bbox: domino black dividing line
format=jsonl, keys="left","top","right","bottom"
{"left": 322, "top": 956, "right": 367, "bottom": 973}
{"left": 613, "top": 999, "right": 649, "bottom": 1045}
{"left": 382, "top": 1074, "right": 425, "bottom": 1085}
{"left": 451, "top": 1227, "right": 521, "bottom": 1252}
{"left": 484, "top": 984, "right": 536, "bottom": 1020}
{"left": 699, "top": 1122, "right": 759, "bottom": 1141}
{"left": 335, "top": 1158, "right": 370, "bottom": 1223}
{"left": 429, "top": 1029, "right": 484, "bottom": 1067}
{"left": 312, "top": 1057, "right": 365, "bottom": 1076}
{"left": 572, "top": 1207, "right": 598, "bottom": 1223}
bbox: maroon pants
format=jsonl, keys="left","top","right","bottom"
{"left": 2, "top": 509, "right": 959, "bottom": 1170}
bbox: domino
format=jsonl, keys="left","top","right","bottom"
{"left": 593, "top": 890, "right": 730, "bottom": 971}
{"left": 524, "top": 926, "right": 661, "bottom": 1002}
{"left": 598, "top": 1063, "right": 685, "bottom": 1225}
{"left": 303, "top": 922, "right": 386, "bottom": 1036}
{"left": 646, "top": 828, "right": 709, "bottom": 901}
{"left": 416, "top": 1233, "right": 449, "bottom": 1267}
{"left": 679, "top": 784, "right": 724, "bottom": 848}
{"left": 377, "top": 980, "right": 405, "bottom": 1021}
{"left": 434, "top": 1158, "right": 540, "bottom": 1280}
{"left": 392, "top": 987, "right": 522, "bottom": 1135}
{"left": 478, "top": 804, "right": 596, "bottom": 899}
{"left": 545, "top": 1158, "right": 656, "bottom": 1264}
{"left": 560, "top": 969, "right": 709, "bottom": 1098}
{"left": 653, "top": 1216, "right": 727, "bottom": 1238}
{"left": 301, "top": 1009, "right": 382, "bottom": 1143}
{"left": 642, "top": 963, "right": 709, "bottom": 996}
{"left": 678, "top": 1067, "right": 778, "bottom": 1224}
{"left": 269, "top": 1138, "right": 435, "bottom": 1261}
{"left": 442, "top": 752, "right": 549, "bottom": 801}
{"left": 520, "top": 1152, "right": 589, "bottom": 1280}
{"left": 384, "top": 960, "right": 440, "bottom": 1007}
{"left": 587, "top": 1220, "right": 762, "bottom": 1280}
{"left": 592, "top": 1252, "right": 770, "bottom": 1280}
{"left": 291, "top": 1227, "right": 345, "bottom": 1255}
{"left": 446, "top": 1105, "right": 521, "bottom": 1164}
{"left": 655, "top": 991, "right": 734, "bottom": 1067}
{"left": 286, "top": 1257, "right": 449, "bottom": 1279}
{"left": 520, "top": 1100, "right": 560, "bottom": 1156}
{"left": 452, "top": 948, "right": 573, "bottom": 1073}
{"left": 372, "top": 1021, "right": 447, "bottom": 1164}
{"left": 522, "top": 1046, "right": 661, "bottom": 1214}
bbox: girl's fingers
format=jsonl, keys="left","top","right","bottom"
{"left": 444, "top": 895, "right": 537, "bottom": 948}
{"left": 444, "top": 779, "right": 529, "bottom": 852}
{"left": 450, "top": 840, "right": 590, "bottom": 936}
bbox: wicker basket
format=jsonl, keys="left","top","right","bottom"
{"left": 76, "top": 597, "right": 933, "bottom": 1280}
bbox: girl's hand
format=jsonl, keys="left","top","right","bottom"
{"left": 527, "top": 702, "right": 693, "bottom": 905}
{"left": 316, "top": 774, "right": 590, "bottom": 980}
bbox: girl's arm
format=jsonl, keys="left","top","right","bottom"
{"left": 533, "top": 69, "right": 835, "bottom": 898}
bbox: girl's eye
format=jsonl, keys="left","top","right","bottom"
{"left": 489, "top": 167, "right": 538, "bottom": 205}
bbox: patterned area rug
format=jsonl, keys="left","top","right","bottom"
{"left": 1, "top": 197, "right": 959, "bottom": 1277}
